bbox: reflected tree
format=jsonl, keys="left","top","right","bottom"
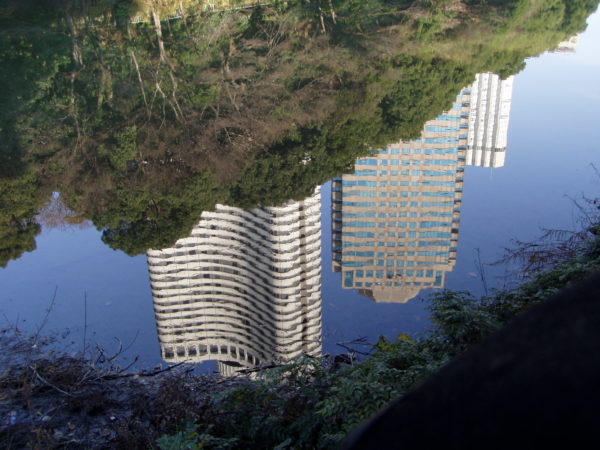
{"left": 0, "top": 0, "right": 597, "bottom": 259}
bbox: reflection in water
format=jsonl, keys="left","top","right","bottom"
{"left": 147, "top": 190, "right": 322, "bottom": 375}
{"left": 145, "top": 71, "right": 516, "bottom": 367}
{"left": 465, "top": 74, "right": 514, "bottom": 168}
{"left": 554, "top": 35, "right": 580, "bottom": 53}
{"left": 332, "top": 73, "right": 513, "bottom": 303}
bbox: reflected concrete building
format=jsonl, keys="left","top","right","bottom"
{"left": 553, "top": 35, "right": 579, "bottom": 53}
{"left": 465, "top": 73, "right": 514, "bottom": 168}
{"left": 332, "top": 93, "right": 469, "bottom": 303}
{"left": 147, "top": 190, "right": 322, "bottom": 375}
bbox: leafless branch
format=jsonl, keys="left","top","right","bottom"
{"left": 98, "top": 360, "right": 186, "bottom": 380}
{"left": 33, "top": 287, "right": 58, "bottom": 350}
{"left": 32, "top": 367, "right": 73, "bottom": 397}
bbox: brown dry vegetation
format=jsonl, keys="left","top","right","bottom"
{"left": 0, "top": 327, "right": 242, "bottom": 449}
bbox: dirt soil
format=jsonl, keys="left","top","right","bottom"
{"left": 0, "top": 329, "right": 244, "bottom": 449}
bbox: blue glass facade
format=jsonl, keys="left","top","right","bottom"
{"left": 331, "top": 89, "right": 469, "bottom": 303}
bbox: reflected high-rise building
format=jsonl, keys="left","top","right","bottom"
{"left": 332, "top": 72, "right": 514, "bottom": 302}
{"left": 465, "top": 73, "right": 514, "bottom": 168}
{"left": 553, "top": 35, "right": 579, "bottom": 53}
{"left": 332, "top": 93, "right": 469, "bottom": 303}
{"left": 147, "top": 190, "right": 322, "bottom": 376}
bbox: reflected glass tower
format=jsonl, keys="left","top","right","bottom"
{"left": 332, "top": 72, "right": 514, "bottom": 302}
{"left": 147, "top": 190, "right": 322, "bottom": 376}
{"left": 332, "top": 93, "right": 468, "bottom": 303}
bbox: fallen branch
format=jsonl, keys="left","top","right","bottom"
{"left": 336, "top": 337, "right": 373, "bottom": 356}
{"left": 234, "top": 363, "right": 284, "bottom": 375}
{"left": 99, "top": 361, "right": 187, "bottom": 380}
{"left": 32, "top": 367, "right": 73, "bottom": 397}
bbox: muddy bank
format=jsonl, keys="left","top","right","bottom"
{"left": 0, "top": 330, "right": 244, "bottom": 449}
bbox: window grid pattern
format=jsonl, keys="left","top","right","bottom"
{"left": 331, "top": 88, "right": 472, "bottom": 303}
{"left": 148, "top": 190, "right": 323, "bottom": 374}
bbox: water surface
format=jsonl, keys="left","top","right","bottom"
{"left": 1, "top": 3, "right": 598, "bottom": 373}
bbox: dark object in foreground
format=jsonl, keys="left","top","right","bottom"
{"left": 344, "top": 271, "right": 600, "bottom": 450}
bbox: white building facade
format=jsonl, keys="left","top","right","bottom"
{"left": 465, "top": 73, "right": 514, "bottom": 168}
{"left": 147, "top": 190, "right": 322, "bottom": 374}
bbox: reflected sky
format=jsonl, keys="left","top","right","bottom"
{"left": 1, "top": 13, "right": 599, "bottom": 371}
{"left": 451, "top": 12, "right": 600, "bottom": 297}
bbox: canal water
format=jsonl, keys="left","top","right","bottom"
{"left": 1, "top": 6, "right": 598, "bottom": 374}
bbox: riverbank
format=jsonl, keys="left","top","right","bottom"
{"left": 2, "top": 215, "right": 598, "bottom": 448}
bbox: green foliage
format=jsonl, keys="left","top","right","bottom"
{"left": 0, "top": 8, "right": 71, "bottom": 177}
{"left": 184, "top": 85, "right": 221, "bottom": 111}
{"left": 299, "top": 0, "right": 413, "bottom": 34}
{"left": 485, "top": 255, "right": 600, "bottom": 323}
{"left": 98, "top": 126, "right": 138, "bottom": 170}
{"left": 228, "top": 55, "right": 472, "bottom": 209}
{"left": 284, "top": 63, "right": 328, "bottom": 91}
{"left": 0, "top": 221, "right": 40, "bottom": 268}
{"left": 97, "top": 170, "right": 226, "bottom": 255}
{"left": 0, "top": 171, "right": 47, "bottom": 267}
{"left": 156, "top": 421, "right": 239, "bottom": 450}
{"left": 312, "top": 337, "right": 441, "bottom": 444}
{"left": 428, "top": 290, "right": 501, "bottom": 352}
